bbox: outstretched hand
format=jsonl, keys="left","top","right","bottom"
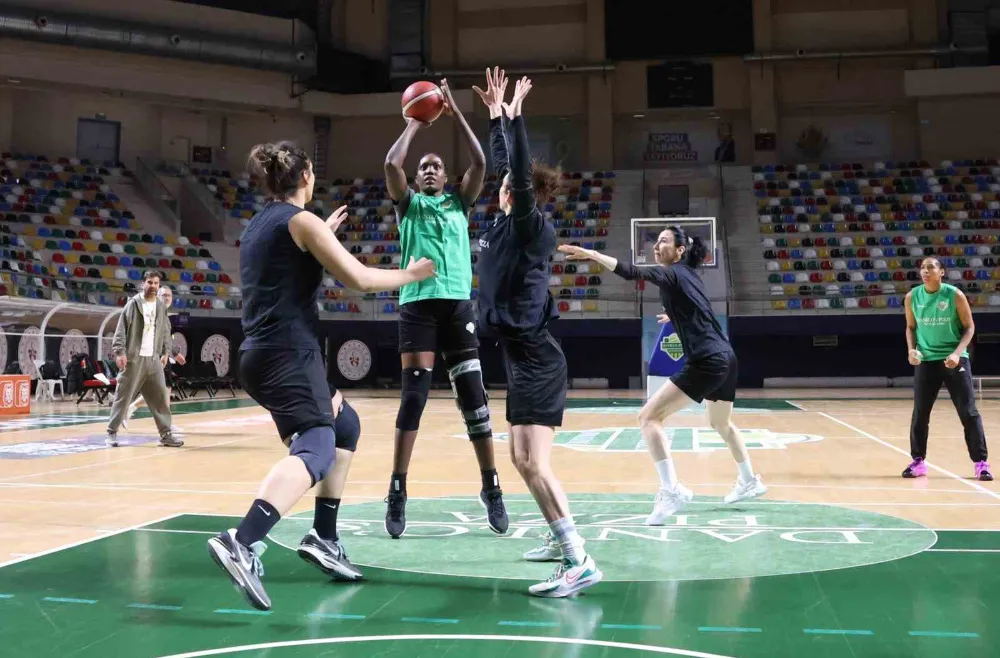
{"left": 406, "top": 255, "right": 437, "bottom": 281}
{"left": 557, "top": 244, "right": 591, "bottom": 261}
{"left": 440, "top": 78, "right": 457, "bottom": 117}
{"left": 472, "top": 67, "right": 508, "bottom": 120}
{"left": 324, "top": 204, "right": 349, "bottom": 233}
{"left": 502, "top": 76, "right": 532, "bottom": 119}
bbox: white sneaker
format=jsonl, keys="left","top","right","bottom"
{"left": 645, "top": 483, "right": 694, "bottom": 526}
{"left": 528, "top": 554, "right": 602, "bottom": 598}
{"left": 523, "top": 533, "right": 586, "bottom": 562}
{"left": 122, "top": 401, "right": 138, "bottom": 430}
{"left": 724, "top": 474, "right": 767, "bottom": 504}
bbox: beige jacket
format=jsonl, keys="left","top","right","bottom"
{"left": 112, "top": 293, "right": 171, "bottom": 361}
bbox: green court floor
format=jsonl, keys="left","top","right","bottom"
{"left": 1, "top": 497, "right": 996, "bottom": 658}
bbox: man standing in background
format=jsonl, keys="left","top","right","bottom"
{"left": 106, "top": 270, "right": 182, "bottom": 448}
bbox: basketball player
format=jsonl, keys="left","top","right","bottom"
{"left": 122, "top": 284, "right": 186, "bottom": 438}
{"left": 383, "top": 78, "right": 508, "bottom": 538}
{"left": 559, "top": 227, "right": 766, "bottom": 526}
{"left": 904, "top": 257, "right": 992, "bottom": 480}
{"left": 206, "top": 141, "right": 436, "bottom": 611}
{"left": 474, "top": 68, "right": 602, "bottom": 597}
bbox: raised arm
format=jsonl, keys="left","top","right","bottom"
{"left": 473, "top": 67, "right": 510, "bottom": 178}
{"left": 557, "top": 245, "right": 676, "bottom": 288}
{"left": 289, "top": 208, "right": 435, "bottom": 293}
{"left": 504, "top": 77, "right": 536, "bottom": 220}
{"left": 384, "top": 119, "right": 423, "bottom": 203}
{"left": 440, "top": 79, "right": 486, "bottom": 210}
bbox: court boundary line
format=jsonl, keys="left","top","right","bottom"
{"left": 818, "top": 412, "right": 1000, "bottom": 501}
{"left": 0, "top": 512, "right": 183, "bottom": 569}
{"left": 154, "top": 633, "right": 737, "bottom": 658}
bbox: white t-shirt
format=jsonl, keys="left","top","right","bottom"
{"left": 139, "top": 299, "right": 157, "bottom": 357}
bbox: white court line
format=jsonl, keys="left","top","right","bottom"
{"left": 925, "top": 548, "right": 1000, "bottom": 553}
{"left": 784, "top": 400, "right": 807, "bottom": 411}
{"left": 0, "top": 512, "right": 182, "bottom": 569}
{"left": 156, "top": 634, "right": 735, "bottom": 658}
{"left": 819, "top": 411, "right": 1000, "bottom": 501}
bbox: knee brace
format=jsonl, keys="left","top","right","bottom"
{"left": 396, "top": 367, "right": 431, "bottom": 431}
{"left": 445, "top": 352, "right": 491, "bottom": 440}
{"left": 289, "top": 425, "right": 336, "bottom": 486}
{"left": 334, "top": 399, "right": 361, "bottom": 452}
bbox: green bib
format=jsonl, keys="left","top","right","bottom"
{"left": 398, "top": 191, "right": 472, "bottom": 305}
{"left": 911, "top": 283, "right": 966, "bottom": 361}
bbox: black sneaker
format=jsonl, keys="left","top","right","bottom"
{"left": 159, "top": 433, "right": 184, "bottom": 448}
{"left": 297, "top": 529, "right": 363, "bottom": 581}
{"left": 385, "top": 492, "right": 407, "bottom": 538}
{"left": 480, "top": 486, "right": 509, "bottom": 534}
{"left": 206, "top": 529, "right": 271, "bottom": 611}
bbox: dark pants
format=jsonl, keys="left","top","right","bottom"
{"left": 910, "top": 357, "right": 988, "bottom": 462}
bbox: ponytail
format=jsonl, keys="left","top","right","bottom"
{"left": 667, "top": 226, "right": 708, "bottom": 268}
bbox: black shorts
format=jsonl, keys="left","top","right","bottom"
{"left": 670, "top": 350, "right": 738, "bottom": 404}
{"left": 501, "top": 330, "right": 567, "bottom": 427}
{"left": 398, "top": 298, "right": 479, "bottom": 354}
{"left": 239, "top": 348, "right": 335, "bottom": 442}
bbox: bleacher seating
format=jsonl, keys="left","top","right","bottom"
{"left": 1, "top": 153, "right": 240, "bottom": 311}
{"left": 192, "top": 167, "right": 617, "bottom": 315}
{"left": 755, "top": 159, "right": 1000, "bottom": 311}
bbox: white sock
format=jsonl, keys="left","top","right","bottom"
{"left": 654, "top": 459, "right": 678, "bottom": 489}
{"left": 736, "top": 460, "right": 755, "bottom": 483}
{"left": 549, "top": 517, "right": 584, "bottom": 565}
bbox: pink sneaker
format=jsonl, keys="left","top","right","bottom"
{"left": 902, "top": 458, "right": 927, "bottom": 478}
{"left": 975, "top": 461, "right": 993, "bottom": 481}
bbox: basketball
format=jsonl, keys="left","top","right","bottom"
{"left": 401, "top": 81, "right": 444, "bottom": 123}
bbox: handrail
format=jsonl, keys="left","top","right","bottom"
{"left": 134, "top": 157, "right": 181, "bottom": 234}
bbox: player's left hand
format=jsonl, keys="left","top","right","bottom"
{"left": 944, "top": 351, "right": 962, "bottom": 369}
{"left": 325, "top": 205, "right": 349, "bottom": 232}
{"left": 440, "top": 78, "right": 456, "bottom": 116}
{"left": 657, "top": 313, "right": 670, "bottom": 324}
{"left": 557, "top": 244, "right": 589, "bottom": 260}
{"left": 160, "top": 355, "right": 169, "bottom": 368}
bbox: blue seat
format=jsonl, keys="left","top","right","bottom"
{"left": 128, "top": 269, "right": 142, "bottom": 281}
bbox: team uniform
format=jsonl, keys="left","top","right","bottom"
{"left": 478, "top": 113, "right": 601, "bottom": 597}
{"left": 905, "top": 282, "right": 991, "bottom": 479}
{"left": 206, "top": 200, "right": 362, "bottom": 612}
{"left": 612, "top": 261, "right": 736, "bottom": 403}
{"left": 387, "top": 184, "right": 506, "bottom": 538}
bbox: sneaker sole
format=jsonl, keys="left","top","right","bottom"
{"left": 529, "top": 569, "right": 604, "bottom": 598}
{"left": 206, "top": 537, "right": 270, "bottom": 611}
{"left": 902, "top": 471, "right": 927, "bottom": 478}
{"left": 724, "top": 485, "right": 768, "bottom": 505}
{"left": 477, "top": 493, "right": 509, "bottom": 535}
{"left": 297, "top": 545, "right": 364, "bottom": 582}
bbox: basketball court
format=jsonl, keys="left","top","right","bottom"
{"left": 2, "top": 389, "right": 998, "bottom": 657}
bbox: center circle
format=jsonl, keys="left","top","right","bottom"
{"left": 269, "top": 494, "right": 936, "bottom": 582}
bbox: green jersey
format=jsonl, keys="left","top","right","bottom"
{"left": 910, "top": 283, "right": 967, "bottom": 361}
{"left": 397, "top": 189, "right": 472, "bottom": 305}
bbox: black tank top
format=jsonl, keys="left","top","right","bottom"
{"left": 240, "top": 201, "right": 323, "bottom": 350}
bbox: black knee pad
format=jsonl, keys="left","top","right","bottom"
{"left": 289, "top": 425, "right": 336, "bottom": 486}
{"left": 334, "top": 399, "right": 360, "bottom": 452}
{"left": 396, "top": 367, "right": 431, "bottom": 431}
{"left": 445, "top": 352, "right": 491, "bottom": 440}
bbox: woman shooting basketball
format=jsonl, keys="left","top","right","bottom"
{"left": 559, "top": 228, "right": 766, "bottom": 525}
{"left": 206, "top": 141, "right": 435, "bottom": 611}
{"left": 903, "top": 257, "right": 991, "bottom": 480}
{"left": 475, "top": 68, "right": 602, "bottom": 597}
{"left": 383, "top": 79, "right": 508, "bottom": 539}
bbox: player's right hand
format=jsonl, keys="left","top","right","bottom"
{"left": 557, "top": 244, "right": 588, "bottom": 260}
{"left": 407, "top": 256, "right": 437, "bottom": 281}
{"left": 116, "top": 354, "right": 127, "bottom": 371}
{"left": 657, "top": 313, "right": 670, "bottom": 324}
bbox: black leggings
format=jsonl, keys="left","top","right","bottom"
{"left": 909, "top": 357, "right": 988, "bottom": 462}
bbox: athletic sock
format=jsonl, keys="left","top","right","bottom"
{"left": 481, "top": 468, "right": 499, "bottom": 490}
{"left": 389, "top": 472, "right": 407, "bottom": 495}
{"left": 314, "top": 497, "right": 341, "bottom": 541}
{"left": 549, "top": 517, "right": 584, "bottom": 566}
{"left": 654, "top": 459, "right": 678, "bottom": 489}
{"left": 736, "top": 460, "right": 755, "bottom": 483}
{"left": 235, "top": 499, "right": 280, "bottom": 547}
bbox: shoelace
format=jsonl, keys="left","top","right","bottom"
{"left": 384, "top": 495, "right": 405, "bottom": 520}
{"left": 247, "top": 541, "right": 267, "bottom": 578}
{"left": 484, "top": 488, "right": 504, "bottom": 513}
{"left": 544, "top": 560, "right": 571, "bottom": 583}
